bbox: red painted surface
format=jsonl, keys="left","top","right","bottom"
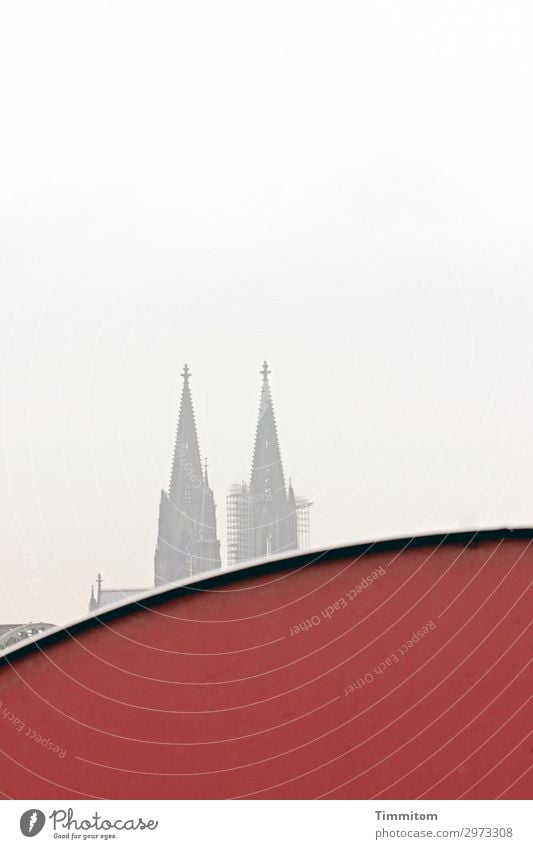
{"left": 0, "top": 531, "right": 531, "bottom": 799}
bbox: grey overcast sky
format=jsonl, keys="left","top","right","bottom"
{"left": 2, "top": 1, "right": 533, "bottom": 625}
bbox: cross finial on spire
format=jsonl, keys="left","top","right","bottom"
{"left": 261, "top": 360, "right": 271, "bottom": 380}
{"left": 182, "top": 363, "right": 191, "bottom": 382}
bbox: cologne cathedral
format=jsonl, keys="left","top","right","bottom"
{"left": 89, "top": 362, "right": 310, "bottom": 610}
{"left": 154, "top": 364, "right": 221, "bottom": 585}
{"left": 227, "top": 361, "right": 311, "bottom": 565}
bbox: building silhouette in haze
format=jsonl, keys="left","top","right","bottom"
{"left": 154, "top": 364, "right": 221, "bottom": 584}
{"left": 90, "top": 361, "right": 309, "bottom": 610}
{"left": 227, "top": 361, "right": 311, "bottom": 565}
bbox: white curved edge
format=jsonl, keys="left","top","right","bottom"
{"left": 0, "top": 523, "right": 526, "bottom": 660}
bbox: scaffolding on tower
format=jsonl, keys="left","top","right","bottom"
{"left": 227, "top": 482, "right": 254, "bottom": 566}
{"left": 296, "top": 496, "right": 312, "bottom": 550}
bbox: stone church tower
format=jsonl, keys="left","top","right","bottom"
{"left": 154, "top": 365, "right": 221, "bottom": 585}
{"left": 227, "top": 362, "right": 309, "bottom": 565}
{"left": 89, "top": 361, "right": 306, "bottom": 611}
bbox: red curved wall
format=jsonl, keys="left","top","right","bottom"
{"left": 0, "top": 531, "right": 531, "bottom": 799}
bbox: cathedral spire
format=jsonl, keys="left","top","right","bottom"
{"left": 227, "top": 362, "right": 307, "bottom": 565}
{"left": 155, "top": 364, "right": 221, "bottom": 585}
{"left": 169, "top": 364, "right": 203, "bottom": 500}
{"left": 250, "top": 361, "right": 286, "bottom": 499}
